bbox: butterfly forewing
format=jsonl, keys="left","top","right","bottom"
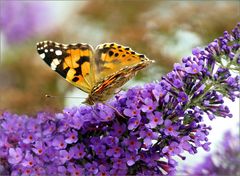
{"left": 36, "top": 41, "right": 95, "bottom": 93}
{"left": 94, "top": 43, "right": 149, "bottom": 82}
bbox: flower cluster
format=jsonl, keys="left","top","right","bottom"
{"left": 184, "top": 131, "right": 240, "bottom": 175}
{"left": 0, "top": 24, "right": 239, "bottom": 175}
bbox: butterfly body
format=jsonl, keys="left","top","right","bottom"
{"left": 36, "top": 41, "right": 154, "bottom": 105}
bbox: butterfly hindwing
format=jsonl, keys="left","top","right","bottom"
{"left": 36, "top": 41, "right": 95, "bottom": 93}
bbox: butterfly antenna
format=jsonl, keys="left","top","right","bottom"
{"left": 45, "top": 94, "right": 86, "bottom": 99}
{"left": 104, "top": 103, "right": 125, "bottom": 118}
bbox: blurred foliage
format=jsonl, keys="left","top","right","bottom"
{"left": 0, "top": 45, "right": 64, "bottom": 115}
{"left": 0, "top": 0, "right": 239, "bottom": 114}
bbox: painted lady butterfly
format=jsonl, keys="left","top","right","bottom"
{"left": 36, "top": 41, "right": 154, "bottom": 105}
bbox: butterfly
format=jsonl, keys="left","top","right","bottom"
{"left": 36, "top": 41, "right": 154, "bottom": 105}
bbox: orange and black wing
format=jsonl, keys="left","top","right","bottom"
{"left": 36, "top": 41, "right": 95, "bottom": 93}
{"left": 93, "top": 43, "right": 151, "bottom": 82}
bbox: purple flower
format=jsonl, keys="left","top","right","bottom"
{"left": 141, "top": 98, "right": 158, "bottom": 113}
{"left": 85, "top": 162, "right": 98, "bottom": 175}
{"left": 67, "top": 164, "right": 84, "bottom": 176}
{"left": 68, "top": 112, "right": 84, "bottom": 130}
{"left": 185, "top": 63, "right": 203, "bottom": 74}
{"left": 162, "top": 142, "right": 182, "bottom": 156}
{"left": 58, "top": 166, "right": 67, "bottom": 175}
{"left": 21, "top": 152, "right": 35, "bottom": 167}
{"left": 140, "top": 128, "right": 158, "bottom": 147}
{"left": 52, "top": 135, "right": 67, "bottom": 149}
{"left": 177, "top": 91, "right": 188, "bottom": 104}
{"left": 123, "top": 108, "right": 141, "bottom": 118}
{"left": 69, "top": 144, "right": 86, "bottom": 159}
{"left": 22, "top": 132, "right": 36, "bottom": 144}
{"left": 180, "top": 136, "right": 193, "bottom": 153}
{"left": 111, "top": 158, "right": 127, "bottom": 170}
{"left": 110, "top": 122, "right": 126, "bottom": 137}
{"left": 152, "top": 84, "right": 167, "bottom": 102}
{"left": 0, "top": 134, "right": 12, "bottom": 157}
{"left": 97, "top": 164, "right": 110, "bottom": 176}
{"left": 59, "top": 150, "right": 73, "bottom": 164}
{"left": 92, "top": 144, "right": 106, "bottom": 159}
{"left": 123, "top": 136, "right": 141, "bottom": 152}
{"left": 8, "top": 148, "right": 23, "bottom": 164}
{"left": 98, "top": 105, "right": 115, "bottom": 121}
{"left": 125, "top": 152, "right": 140, "bottom": 166}
{"left": 32, "top": 141, "right": 45, "bottom": 155}
{"left": 146, "top": 111, "right": 163, "bottom": 128}
{"left": 106, "top": 145, "right": 123, "bottom": 158}
{"left": 65, "top": 130, "right": 78, "bottom": 144}
{"left": 163, "top": 120, "right": 179, "bottom": 137}
{"left": 128, "top": 117, "right": 141, "bottom": 130}
{"left": 103, "top": 136, "right": 119, "bottom": 146}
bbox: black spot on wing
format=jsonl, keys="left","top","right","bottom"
{"left": 56, "top": 66, "right": 70, "bottom": 78}
{"left": 72, "top": 77, "right": 79, "bottom": 82}
{"left": 109, "top": 51, "right": 114, "bottom": 57}
{"left": 74, "top": 56, "right": 90, "bottom": 76}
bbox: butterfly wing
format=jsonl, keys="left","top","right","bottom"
{"left": 36, "top": 41, "right": 95, "bottom": 93}
{"left": 93, "top": 43, "right": 149, "bottom": 82}
{"left": 84, "top": 43, "right": 154, "bottom": 104}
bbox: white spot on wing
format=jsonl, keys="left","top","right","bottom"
{"left": 50, "top": 48, "right": 54, "bottom": 52}
{"left": 51, "top": 62, "right": 57, "bottom": 70}
{"left": 44, "top": 49, "right": 48, "bottom": 53}
{"left": 50, "top": 58, "right": 61, "bottom": 70}
{"left": 52, "top": 58, "right": 61, "bottom": 65}
{"left": 40, "top": 53, "right": 45, "bottom": 59}
{"left": 55, "top": 50, "right": 62, "bottom": 56}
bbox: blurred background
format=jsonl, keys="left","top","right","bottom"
{"left": 0, "top": 0, "right": 239, "bottom": 173}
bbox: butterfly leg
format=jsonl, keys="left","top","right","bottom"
{"left": 103, "top": 103, "right": 125, "bottom": 118}
{"left": 91, "top": 106, "right": 100, "bottom": 119}
{"left": 114, "top": 88, "right": 124, "bottom": 95}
